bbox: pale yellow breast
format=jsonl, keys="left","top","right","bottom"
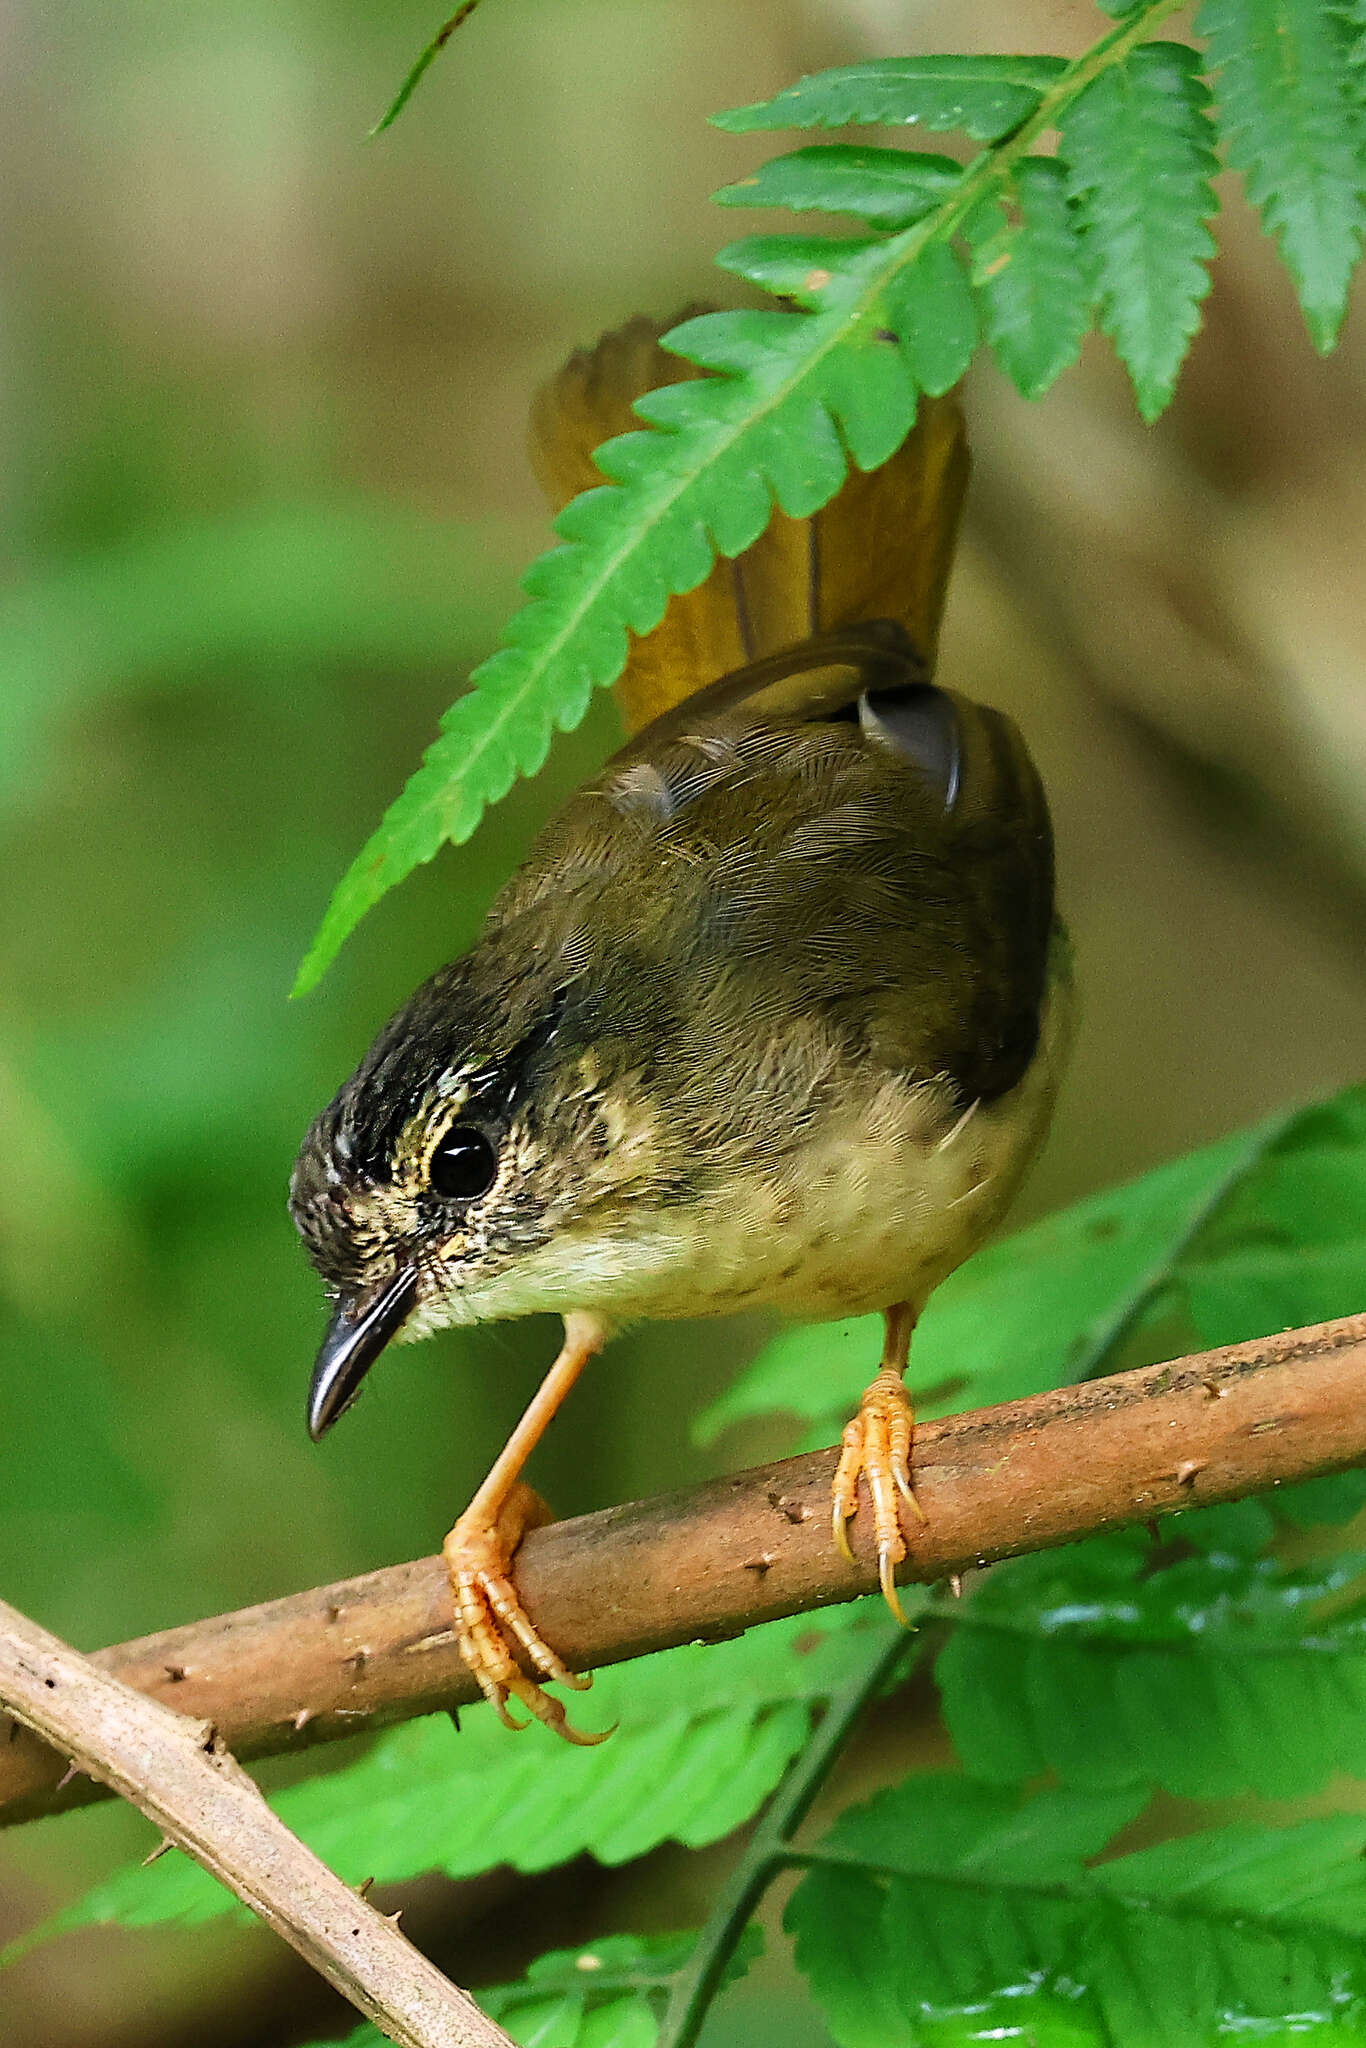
{"left": 452, "top": 960, "right": 1070, "bottom": 1333}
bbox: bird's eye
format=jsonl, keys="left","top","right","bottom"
{"left": 429, "top": 1125, "right": 498, "bottom": 1201}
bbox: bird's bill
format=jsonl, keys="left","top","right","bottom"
{"left": 306, "top": 1266, "right": 418, "bottom": 1441}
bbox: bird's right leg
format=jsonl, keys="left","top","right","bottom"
{"left": 443, "top": 1309, "right": 611, "bottom": 1745}
{"left": 831, "top": 1302, "right": 924, "bottom": 1624}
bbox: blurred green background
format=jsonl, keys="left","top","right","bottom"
{"left": 1, "top": 0, "right": 1364, "bottom": 2041}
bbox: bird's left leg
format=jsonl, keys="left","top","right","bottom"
{"left": 831, "top": 1302, "right": 925, "bottom": 1624}
{"left": 443, "top": 1309, "right": 610, "bottom": 1745}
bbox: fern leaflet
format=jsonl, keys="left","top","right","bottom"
{"left": 965, "top": 157, "right": 1093, "bottom": 398}
{"left": 788, "top": 1780, "right": 1366, "bottom": 2047}
{"left": 937, "top": 1533, "right": 1366, "bottom": 1800}
{"left": 1062, "top": 42, "right": 1219, "bottom": 419}
{"left": 1198, "top": 0, "right": 1366, "bottom": 350}
{"left": 713, "top": 55, "right": 1070, "bottom": 141}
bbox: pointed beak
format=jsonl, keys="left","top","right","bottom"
{"left": 306, "top": 1266, "right": 418, "bottom": 1442}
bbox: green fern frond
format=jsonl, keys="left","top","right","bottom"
{"left": 1198, "top": 0, "right": 1366, "bottom": 350}
{"left": 1062, "top": 43, "right": 1220, "bottom": 419}
{"left": 301, "top": 1, "right": 1191, "bottom": 985}
{"left": 312, "top": 1, "right": 1366, "bottom": 981}
{"left": 937, "top": 1534, "right": 1366, "bottom": 1800}
{"left": 788, "top": 1780, "right": 1366, "bottom": 2046}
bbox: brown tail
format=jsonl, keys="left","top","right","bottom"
{"left": 528, "top": 313, "right": 969, "bottom": 736}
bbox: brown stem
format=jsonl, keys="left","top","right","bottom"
{"left": 0, "top": 1599, "right": 515, "bottom": 2046}
{"left": 3, "top": 1311, "right": 1365, "bottom": 1830}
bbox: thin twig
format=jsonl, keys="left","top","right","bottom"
{"left": 0, "top": 1598, "right": 515, "bottom": 2048}
{"left": 2, "top": 1311, "right": 1365, "bottom": 1829}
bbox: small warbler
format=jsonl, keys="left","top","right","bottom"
{"left": 290, "top": 316, "right": 1065, "bottom": 1742}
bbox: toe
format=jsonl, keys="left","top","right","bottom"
{"left": 444, "top": 1504, "right": 606, "bottom": 1744}
{"left": 511, "top": 1676, "right": 614, "bottom": 1746}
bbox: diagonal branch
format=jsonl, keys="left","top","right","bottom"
{"left": 0, "top": 1597, "right": 514, "bottom": 2047}
{"left": 3, "top": 1311, "right": 1365, "bottom": 1830}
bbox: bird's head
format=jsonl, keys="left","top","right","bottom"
{"left": 289, "top": 908, "right": 685, "bottom": 1441}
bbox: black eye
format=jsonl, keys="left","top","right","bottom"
{"left": 429, "top": 1125, "right": 498, "bottom": 1201}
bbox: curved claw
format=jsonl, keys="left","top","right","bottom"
{"left": 879, "top": 1545, "right": 911, "bottom": 1628}
{"left": 832, "top": 1498, "right": 856, "bottom": 1566}
{"left": 535, "top": 1698, "right": 617, "bottom": 1748}
{"left": 896, "top": 1469, "right": 928, "bottom": 1525}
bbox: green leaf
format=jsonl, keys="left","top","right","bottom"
{"left": 884, "top": 242, "right": 979, "bottom": 395}
{"left": 301, "top": 1932, "right": 761, "bottom": 2048}
{"left": 1179, "top": 1084, "right": 1366, "bottom": 1348}
{"left": 966, "top": 157, "right": 1093, "bottom": 397}
{"left": 713, "top": 56, "right": 1068, "bottom": 142}
{"left": 1199, "top": 0, "right": 1366, "bottom": 350}
{"left": 714, "top": 147, "right": 964, "bottom": 229}
{"left": 1061, "top": 42, "right": 1219, "bottom": 419}
{"left": 937, "top": 1532, "right": 1366, "bottom": 1799}
{"left": 51, "top": 1609, "right": 896, "bottom": 1937}
{"left": 789, "top": 1778, "right": 1366, "bottom": 2047}
{"left": 369, "top": 0, "right": 483, "bottom": 137}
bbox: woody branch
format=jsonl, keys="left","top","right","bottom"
{"left": 3, "top": 1311, "right": 1364, "bottom": 1830}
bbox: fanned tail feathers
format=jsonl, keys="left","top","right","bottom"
{"left": 529, "top": 313, "right": 969, "bottom": 734}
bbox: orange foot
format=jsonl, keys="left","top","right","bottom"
{"left": 831, "top": 1365, "right": 925, "bottom": 1625}
{"left": 443, "top": 1483, "right": 609, "bottom": 1745}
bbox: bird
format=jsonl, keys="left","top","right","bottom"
{"left": 289, "top": 314, "right": 1067, "bottom": 1743}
